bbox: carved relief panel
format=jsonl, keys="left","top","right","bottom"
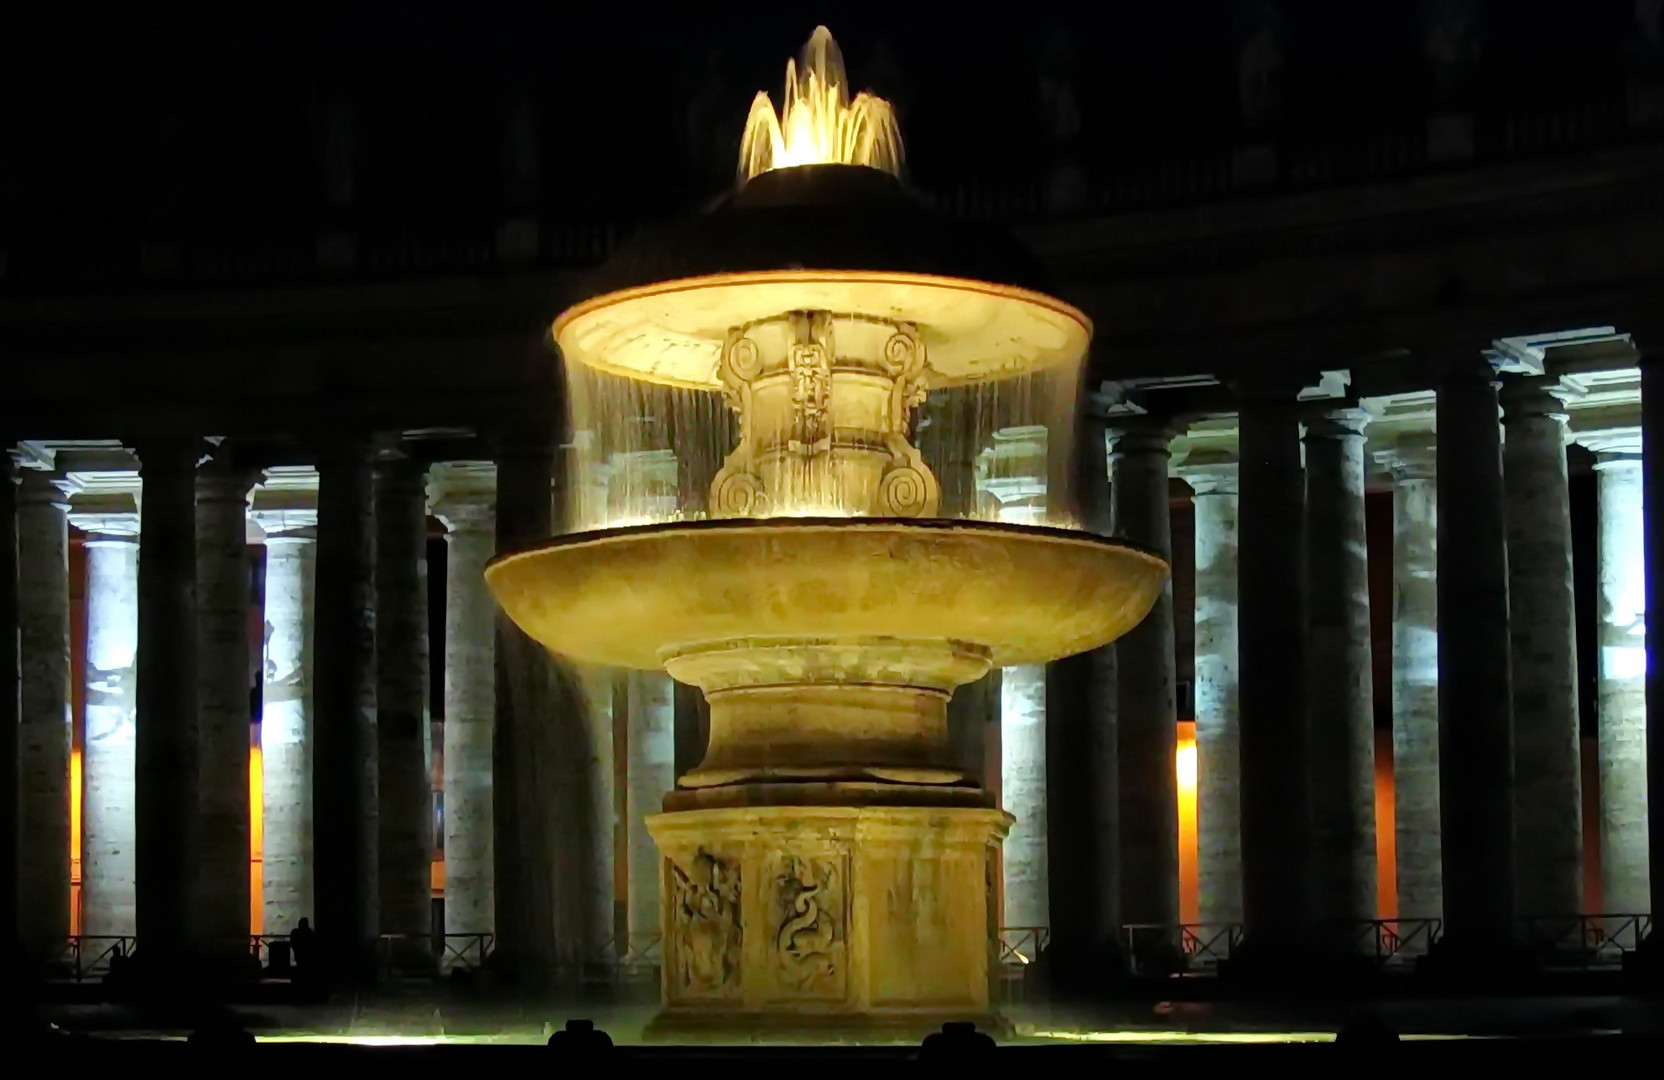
{"left": 665, "top": 847, "right": 743, "bottom": 1002}
{"left": 768, "top": 850, "right": 849, "bottom": 1001}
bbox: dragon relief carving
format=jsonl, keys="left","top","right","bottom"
{"left": 774, "top": 854, "right": 843, "bottom": 994}
{"left": 669, "top": 848, "right": 742, "bottom": 997}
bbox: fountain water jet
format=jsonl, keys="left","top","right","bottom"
{"left": 487, "top": 28, "right": 1167, "bottom": 1039}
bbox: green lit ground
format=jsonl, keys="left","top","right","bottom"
{"left": 40, "top": 998, "right": 1654, "bottom": 1046}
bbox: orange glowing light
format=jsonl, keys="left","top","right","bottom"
{"left": 250, "top": 743, "right": 263, "bottom": 935}
{"left": 70, "top": 749, "right": 82, "bottom": 935}
{"left": 1176, "top": 722, "right": 1199, "bottom": 924}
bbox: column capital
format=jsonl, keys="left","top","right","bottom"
{"left": 197, "top": 453, "right": 261, "bottom": 504}
{"left": 130, "top": 435, "right": 206, "bottom": 473}
{"left": 427, "top": 461, "right": 498, "bottom": 533}
{"left": 68, "top": 493, "right": 142, "bottom": 540}
{"left": 1105, "top": 414, "right": 1181, "bottom": 454}
{"left": 250, "top": 509, "right": 318, "bottom": 541}
{"left": 1577, "top": 426, "right": 1643, "bottom": 462}
{"left": 1498, "top": 374, "right": 1577, "bottom": 423}
{"left": 1301, "top": 405, "right": 1373, "bottom": 440}
{"left": 16, "top": 468, "right": 74, "bottom": 508}
{"left": 1174, "top": 448, "right": 1238, "bottom": 496}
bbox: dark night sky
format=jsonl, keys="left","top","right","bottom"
{"left": 0, "top": 1, "right": 1641, "bottom": 231}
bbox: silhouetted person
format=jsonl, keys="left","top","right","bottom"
{"left": 548, "top": 1019, "right": 612, "bottom": 1057}
{"left": 289, "top": 918, "right": 317, "bottom": 983}
{"left": 920, "top": 1021, "right": 996, "bottom": 1059}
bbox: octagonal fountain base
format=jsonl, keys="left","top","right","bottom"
{"left": 644, "top": 804, "right": 1012, "bottom": 1043}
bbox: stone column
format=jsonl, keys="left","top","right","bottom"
{"left": 1579, "top": 430, "right": 1648, "bottom": 916}
{"left": 253, "top": 507, "right": 316, "bottom": 937}
{"left": 17, "top": 470, "right": 72, "bottom": 960}
{"left": 0, "top": 457, "right": 15, "bottom": 964}
{"left": 427, "top": 464, "right": 496, "bottom": 942}
{"left": 195, "top": 453, "right": 257, "bottom": 967}
{"left": 1002, "top": 664, "right": 1048, "bottom": 929}
{"left": 1500, "top": 377, "right": 1582, "bottom": 927}
{"left": 1176, "top": 455, "right": 1242, "bottom": 927}
{"left": 70, "top": 503, "right": 140, "bottom": 939}
{"left": 1232, "top": 378, "right": 1312, "bottom": 956}
{"left": 375, "top": 455, "right": 432, "bottom": 947}
{"left": 1108, "top": 418, "right": 1180, "bottom": 931}
{"left": 495, "top": 423, "right": 607, "bottom": 986}
{"left": 1646, "top": 353, "right": 1664, "bottom": 953}
{"left": 623, "top": 671, "right": 674, "bottom": 948}
{"left": 133, "top": 437, "right": 200, "bottom": 970}
{"left": 1436, "top": 355, "right": 1517, "bottom": 959}
{"left": 1303, "top": 408, "right": 1377, "bottom": 934}
{"left": 1045, "top": 414, "right": 1117, "bottom": 981}
{"left": 1376, "top": 439, "right": 1441, "bottom": 922}
{"left": 313, "top": 440, "right": 378, "bottom": 982}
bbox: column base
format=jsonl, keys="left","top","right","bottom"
{"left": 647, "top": 805, "right": 1010, "bottom": 1040}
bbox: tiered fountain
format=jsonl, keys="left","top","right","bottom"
{"left": 487, "top": 28, "right": 1167, "bottom": 1039}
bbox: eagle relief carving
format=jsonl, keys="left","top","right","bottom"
{"left": 669, "top": 848, "right": 742, "bottom": 998}
{"left": 774, "top": 854, "right": 844, "bottom": 996}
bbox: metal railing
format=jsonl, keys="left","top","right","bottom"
{"left": 56, "top": 936, "right": 137, "bottom": 982}
{"left": 995, "top": 926, "right": 1049, "bottom": 967}
{"left": 1519, "top": 913, "right": 1652, "bottom": 965}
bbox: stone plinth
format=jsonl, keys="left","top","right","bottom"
{"left": 646, "top": 804, "right": 1010, "bottom": 1040}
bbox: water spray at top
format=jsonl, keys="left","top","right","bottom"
{"left": 737, "top": 26, "right": 903, "bottom": 181}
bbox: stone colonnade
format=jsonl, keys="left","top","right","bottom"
{"left": 3, "top": 444, "right": 535, "bottom": 982}
{"left": 4, "top": 342, "right": 1659, "bottom": 979}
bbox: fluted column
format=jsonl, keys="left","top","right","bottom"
{"left": 195, "top": 453, "right": 257, "bottom": 966}
{"left": 1500, "top": 377, "right": 1581, "bottom": 927}
{"left": 1377, "top": 439, "right": 1441, "bottom": 923}
{"left": 313, "top": 440, "right": 378, "bottom": 983}
{"left": 17, "top": 469, "right": 72, "bottom": 960}
{"left": 1233, "top": 377, "right": 1311, "bottom": 956}
{"left": 70, "top": 503, "right": 140, "bottom": 939}
{"left": 375, "top": 455, "right": 432, "bottom": 945}
{"left": 1304, "top": 407, "right": 1377, "bottom": 934}
{"left": 427, "top": 464, "right": 496, "bottom": 942}
{"left": 1108, "top": 417, "right": 1179, "bottom": 930}
{"left": 253, "top": 507, "right": 316, "bottom": 937}
{"left": 1045, "top": 414, "right": 1116, "bottom": 981}
{"left": 1176, "top": 454, "right": 1241, "bottom": 927}
{"left": 133, "top": 437, "right": 200, "bottom": 971}
{"left": 1579, "top": 430, "right": 1648, "bottom": 916}
{"left": 1436, "top": 355, "right": 1517, "bottom": 958}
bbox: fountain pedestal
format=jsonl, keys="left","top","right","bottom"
{"left": 647, "top": 804, "right": 1011, "bottom": 1040}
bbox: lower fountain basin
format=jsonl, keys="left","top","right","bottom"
{"left": 485, "top": 517, "right": 1169, "bottom": 671}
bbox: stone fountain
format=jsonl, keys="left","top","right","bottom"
{"left": 486, "top": 28, "right": 1168, "bottom": 1039}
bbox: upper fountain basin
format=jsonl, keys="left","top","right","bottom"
{"left": 555, "top": 165, "right": 1090, "bottom": 392}
{"left": 485, "top": 518, "right": 1169, "bottom": 672}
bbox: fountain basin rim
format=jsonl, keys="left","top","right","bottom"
{"left": 552, "top": 269, "right": 1092, "bottom": 392}
{"left": 485, "top": 517, "right": 1169, "bottom": 671}
{"left": 488, "top": 515, "right": 1164, "bottom": 567}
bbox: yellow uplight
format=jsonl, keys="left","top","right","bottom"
{"left": 738, "top": 27, "right": 903, "bottom": 181}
